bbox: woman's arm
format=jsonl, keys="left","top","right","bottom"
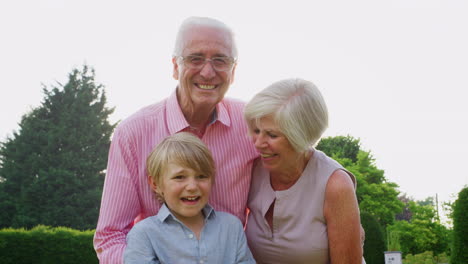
{"left": 324, "top": 170, "right": 363, "bottom": 264}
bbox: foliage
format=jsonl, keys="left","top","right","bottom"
{"left": 0, "top": 225, "right": 97, "bottom": 264}
{"left": 387, "top": 229, "right": 401, "bottom": 251}
{"left": 317, "top": 135, "right": 404, "bottom": 227}
{"left": 396, "top": 194, "right": 412, "bottom": 221}
{"left": 403, "top": 251, "right": 450, "bottom": 264}
{"left": 361, "top": 211, "right": 385, "bottom": 264}
{"left": 316, "top": 135, "right": 360, "bottom": 163}
{"left": 387, "top": 199, "right": 450, "bottom": 257}
{"left": 0, "top": 66, "right": 116, "bottom": 230}
{"left": 451, "top": 186, "right": 468, "bottom": 264}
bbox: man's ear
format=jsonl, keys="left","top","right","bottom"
{"left": 230, "top": 63, "right": 237, "bottom": 84}
{"left": 172, "top": 57, "right": 179, "bottom": 80}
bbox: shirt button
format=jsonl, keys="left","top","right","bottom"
{"left": 188, "top": 234, "right": 194, "bottom": 239}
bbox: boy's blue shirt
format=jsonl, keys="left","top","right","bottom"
{"left": 124, "top": 203, "right": 256, "bottom": 264}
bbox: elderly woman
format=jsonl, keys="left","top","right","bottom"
{"left": 244, "top": 78, "right": 365, "bottom": 264}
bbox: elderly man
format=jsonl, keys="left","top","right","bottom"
{"left": 93, "top": 17, "right": 258, "bottom": 263}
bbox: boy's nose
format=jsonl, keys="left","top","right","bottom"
{"left": 185, "top": 178, "right": 198, "bottom": 191}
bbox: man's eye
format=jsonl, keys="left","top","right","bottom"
{"left": 212, "top": 57, "right": 228, "bottom": 66}
{"left": 189, "top": 56, "right": 204, "bottom": 65}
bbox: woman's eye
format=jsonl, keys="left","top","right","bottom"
{"left": 197, "top": 175, "right": 209, "bottom": 179}
{"left": 268, "top": 133, "right": 278, "bottom": 138}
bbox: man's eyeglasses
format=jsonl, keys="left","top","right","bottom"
{"left": 178, "top": 55, "right": 236, "bottom": 72}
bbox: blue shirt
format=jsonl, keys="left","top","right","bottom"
{"left": 124, "top": 204, "right": 256, "bottom": 264}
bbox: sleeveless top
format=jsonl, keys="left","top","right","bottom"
{"left": 245, "top": 150, "right": 360, "bottom": 264}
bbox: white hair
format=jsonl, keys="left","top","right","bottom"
{"left": 173, "top": 16, "right": 238, "bottom": 58}
{"left": 244, "top": 78, "right": 329, "bottom": 153}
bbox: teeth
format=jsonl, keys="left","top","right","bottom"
{"left": 185, "top": 197, "right": 198, "bottom": 201}
{"left": 198, "top": 84, "right": 215, "bottom": 90}
{"left": 261, "top": 153, "right": 274, "bottom": 158}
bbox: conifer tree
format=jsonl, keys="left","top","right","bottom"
{"left": 0, "top": 66, "right": 116, "bottom": 230}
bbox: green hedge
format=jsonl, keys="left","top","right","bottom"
{"left": 0, "top": 225, "right": 98, "bottom": 264}
{"left": 452, "top": 187, "right": 468, "bottom": 264}
{"left": 361, "top": 211, "right": 385, "bottom": 264}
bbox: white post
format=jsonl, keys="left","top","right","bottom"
{"left": 384, "top": 251, "right": 402, "bottom": 264}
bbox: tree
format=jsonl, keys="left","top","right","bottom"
{"left": 317, "top": 136, "right": 404, "bottom": 227}
{"left": 388, "top": 198, "right": 450, "bottom": 257}
{"left": 316, "top": 135, "right": 360, "bottom": 163}
{"left": 0, "top": 66, "right": 116, "bottom": 230}
{"left": 452, "top": 186, "right": 468, "bottom": 264}
{"left": 361, "top": 211, "right": 385, "bottom": 264}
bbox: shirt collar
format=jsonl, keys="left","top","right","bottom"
{"left": 166, "top": 89, "right": 231, "bottom": 135}
{"left": 157, "top": 203, "right": 216, "bottom": 223}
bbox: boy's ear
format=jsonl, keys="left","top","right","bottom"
{"left": 148, "top": 176, "right": 159, "bottom": 192}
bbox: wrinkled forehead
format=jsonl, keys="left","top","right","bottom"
{"left": 182, "top": 26, "right": 234, "bottom": 56}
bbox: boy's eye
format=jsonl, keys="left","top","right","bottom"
{"left": 197, "top": 175, "right": 209, "bottom": 179}
{"left": 173, "top": 175, "right": 185, "bottom": 180}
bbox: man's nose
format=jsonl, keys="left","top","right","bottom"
{"left": 199, "top": 61, "right": 217, "bottom": 79}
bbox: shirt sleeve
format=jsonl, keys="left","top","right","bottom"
{"left": 94, "top": 127, "right": 142, "bottom": 264}
{"left": 123, "top": 224, "right": 160, "bottom": 264}
{"left": 233, "top": 217, "right": 256, "bottom": 264}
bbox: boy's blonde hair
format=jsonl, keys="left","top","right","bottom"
{"left": 146, "top": 132, "right": 215, "bottom": 201}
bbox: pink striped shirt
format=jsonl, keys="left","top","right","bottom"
{"left": 93, "top": 91, "right": 258, "bottom": 263}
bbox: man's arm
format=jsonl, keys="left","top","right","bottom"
{"left": 94, "top": 128, "right": 141, "bottom": 264}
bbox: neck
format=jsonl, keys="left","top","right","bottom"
{"left": 270, "top": 150, "right": 312, "bottom": 191}
{"left": 184, "top": 106, "right": 214, "bottom": 129}
{"left": 177, "top": 88, "right": 216, "bottom": 131}
{"left": 180, "top": 213, "right": 205, "bottom": 240}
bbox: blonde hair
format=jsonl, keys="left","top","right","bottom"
{"left": 146, "top": 132, "right": 215, "bottom": 201}
{"left": 244, "top": 78, "right": 329, "bottom": 153}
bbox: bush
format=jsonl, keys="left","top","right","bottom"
{"left": 361, "top": 211, "right": 385, "bottom": 264}
{"left": 452, "top": 187, "right": 468, "bottom": 264}
{"left": 0, "top": 225, "right": 98, "bottom": 264}
{"left": 403, "top": 251, "right": 450, "bottom": 264}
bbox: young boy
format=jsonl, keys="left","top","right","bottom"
{"left": 123, "top": 132, "right": 255, "bottom": 264}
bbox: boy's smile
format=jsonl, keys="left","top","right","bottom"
{"left": 155, "top": 162, "right": 212, "bottom": 226}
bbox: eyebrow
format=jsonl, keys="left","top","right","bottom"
{"left": 187, "top": 52, "right": 230, "bottom": 58}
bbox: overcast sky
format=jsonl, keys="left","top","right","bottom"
{"left": 1, "top": 0, "right": 467, "bottom": 221}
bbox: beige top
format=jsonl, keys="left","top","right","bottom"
{"left": 245, "top": 150, "right": 360, "bottom": 264}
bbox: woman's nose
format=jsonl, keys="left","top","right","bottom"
{"left": 254, "top": 134, "right": 265, "bottom": 148}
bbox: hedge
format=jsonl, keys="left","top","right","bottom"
{"left": 361, "top": 211, "right": 386, "bottom": 264}
{"left": 452, "top": 186, "right": 468, "bottom": 264}
{"left": 0, "top": 225, "right": 98, "bottom": 264}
